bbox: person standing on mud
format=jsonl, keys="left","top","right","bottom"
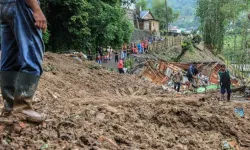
{"left": 114, "top": 51, "right": 119, "bottom": 63}
{"left": 97, "top": 55, "right": 102, "bottom": 64}
{"left": 0, "top": 0, "right": 47, "bottom": 123}
{"left": 218, "top": 64, "right": 231, "bottom": 101}
{"left": 186, "top": 64, "right": 198, "bottom": 88}
{"left": 118, "top": 60, "right": 124, "bottom": 74}
{"left": 172, "top": 69, "right": 183, "bottom": 92}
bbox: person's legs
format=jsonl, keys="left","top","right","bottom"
{"left": 177, "top": 82, "right": 181, "bottom": 92}
{"left": 1, "top": 25, "right": 20, "bottom": 72}
{"left": 0, "top": 4, "right": 20, "bottom": 115}
{"left": 1, "top": 0, "right": 44, "bottom": 122}
{"left": 220, "top": 85, "right": 226, "bottom": 100}
{"left": 119, "top": 68, "right": 124, "bottom": 74}
{"left": 226, "top": 84, "right": 231, "bottom": 101}
{"left": 15, "top": 0, "right": 44, "bottom": 75}
{"left": 188, "top": 76, "right": 193, "bottom": 89}
{"left": 174, "top": 83, "right": 177, "bottom": 91}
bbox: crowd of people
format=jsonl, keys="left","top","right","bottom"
{"left": 130, "top": 39, "right": 151, "bottom": 54}
{"left": 93, "top": 38, "right": 154, "bottom": 74}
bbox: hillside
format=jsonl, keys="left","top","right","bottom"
{"left": 168, "top": 0, "right": 199, "bottom": 29}
{"left": 152, "top": 40, "right": 222, "bottom": 63}
{"left": 145, "top": 0, "right": 198, "bottom": 29}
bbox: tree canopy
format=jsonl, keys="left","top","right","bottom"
{"left": 40, "top": 0, "right": 134, "bottom": 53}
{"left": 151, "top": 0, "right": 179, "bottom": 30}
{"left": 136, "top": 0, "right": 148, "bottom": 10}
{"left": 196, "top": 0, "right": 250, "bottom": 76}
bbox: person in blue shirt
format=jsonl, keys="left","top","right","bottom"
{"left": 137, "top": 43, "right": 141, "bottom": 54}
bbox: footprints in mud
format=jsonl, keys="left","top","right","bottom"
{"left": 115, "top": 86, "right": 150, "bottom": 97}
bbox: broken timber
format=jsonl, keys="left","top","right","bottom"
{"left": 135, "top": 59, "right": 242, "bottom": 87}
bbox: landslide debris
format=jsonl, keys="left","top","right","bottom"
{"left": 0, "top": 52, "right": 249, "bottom": 150}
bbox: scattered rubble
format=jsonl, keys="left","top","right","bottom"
{"left": 0, "top": 52, "right": 249, "bottom": 149}
{"left": 131, "top": 58, "right": 244, "bottom": 95}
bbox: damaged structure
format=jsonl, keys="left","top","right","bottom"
{"left": 132, "top": 59, "right": 242, "bottom": 93}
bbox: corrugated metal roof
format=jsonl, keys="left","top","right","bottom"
{"left": 140, "top": 10, "right": 149, "bottom": 19}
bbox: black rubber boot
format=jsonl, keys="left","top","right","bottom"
{"left": 14, "top": 72, "right": 42, "bottom": 123}
{"left": 1, "top": 71, "right": 19, "bottom": 116}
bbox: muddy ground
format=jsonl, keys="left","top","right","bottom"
{"left": 0, "top": 53, "right": 249, "bottom": 150}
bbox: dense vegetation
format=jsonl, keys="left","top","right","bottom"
{"left": 168, "top": 0, "right": 198, "bottom": 29}
{"left": 137, "top": 0, "right": 197, "bottom": 29}
{"left": 41, "top": 0, "right": 134, "bottom": 53}
{"left": 196, "top": 0, "right": 250, "bottom": 76}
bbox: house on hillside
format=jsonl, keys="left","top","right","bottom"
{"left": 138, "top": 10, "right": 159, "bottom": 32}
{"left": 123, "top": 5, "right": 159, "bottom": 33}
{"left": 123, "top": 5, "right": 160, "bottom": 42}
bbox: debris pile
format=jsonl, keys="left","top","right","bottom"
{"left": 131, "top": 59, "right": 243, "bottom": 94}
{"left": 0, "top": 53, "right": 249, "bottom": 149}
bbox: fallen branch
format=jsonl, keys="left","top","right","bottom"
{"left": 231, "top": 86, "right": 246, "bottom": 93}
{"left": 112, "top": 124, "right": 131, "bottom": 134}
{"left": 0, "top": 119, "right": 15, "bottom": 125}
{"left": 98, "top": 136, "right": 119, "bottom": 148}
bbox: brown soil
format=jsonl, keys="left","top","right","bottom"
{"left": 0, "top": 52, "right": 250, "bottom": 150}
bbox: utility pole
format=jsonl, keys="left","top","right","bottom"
{"left": 165, "top": 0, "right": 168, "bottom": 32}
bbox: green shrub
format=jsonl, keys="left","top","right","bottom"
{"left": 181, "top": 38, "right": 192, "bottom": 50}
{"left": 192, "top": 34, "right": 202, "bottom": 44}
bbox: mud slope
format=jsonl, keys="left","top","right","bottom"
{"left": 0, "top": 52, "right": 249, "bottom": 150}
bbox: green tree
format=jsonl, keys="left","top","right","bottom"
{"left": 45, "top": 0, "right": 90, "bottom": 52}
{"left": 136, "top": 0, "right": 148, "bottom": 10}
{"left": 197, "top": 0, "right": 250, "bottom": 76}
{"left": 152, "top": 0, "right": 179, "bottom": 30}
{"left": 40, "top": 0, "right": 134, "bottom": 52}
{"left": 197, "top": 0, "right": 229, "bottom": 53}
{"left": 88, "top": 0, "right": 134, "bottom": 49}
{"left": 197, "top": 0, "right": 248, "bottom": 54}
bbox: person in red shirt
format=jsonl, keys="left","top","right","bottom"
{"left": 141, "top": 41, "right": 145, "bottom": 53}
{"left": 104, "top": 55, "right": 108, "bottom": 63}
{"left": 118, "top": 60, "right": 124, "bottom": 74}
{"left": 97, "top": 55, "right": 102, "bottom": 64}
